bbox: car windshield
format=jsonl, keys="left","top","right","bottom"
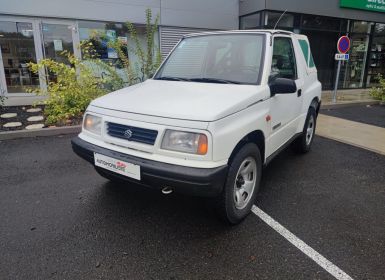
{"left": 154, "top": 34, "right": 265, "bottom": 85}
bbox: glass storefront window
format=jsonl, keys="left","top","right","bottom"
{"left": 79, "top": 21, "right": 129, "bottom": 63}
{"left": 78, "top": 21, "right": 159, "bottom": 84}
{"left": 265, "top": 12, "right": 294, "bottom": 29}
{"left": 367, "top": 23, "right": 385, "bottom": 87}
{"left": 0, "top": 21, "right": 39, "bottom": 93}
{"left": 42, "top": 23, "right": 74, "bottom": 64}
{"left": 240, "top": 13, "right": 261, "bottom": 29}
{"left": 352, "top": 21, "right": 371, "bottom": 33}
{"left": 301, "top": 15, "right": 341, "bottom": 31}
{"left": 342, "top": 21, "right": 372, "bottom": 88}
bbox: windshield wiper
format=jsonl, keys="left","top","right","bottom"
{"left": 154, "top": 76, "right": 190, "bottom": 81}
{"left": 189, "top": 78, "right": 241, "bottom": 84}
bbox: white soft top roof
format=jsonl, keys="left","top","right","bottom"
{"left": 184, "top": 29, "right": 294, "bottom": 38}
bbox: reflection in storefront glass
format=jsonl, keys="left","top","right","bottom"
{"left": 240, "top": 13, "right": 261, "bottom": 29}
{"left": 78, "top": 21, "right": 157, "bottom": 84}
{"left": 79, "top": 21, "right": 129, "bottom": 64}
{"left": 265, "top": 12, "right": 294, "bottom": 29}
{"left": 0, "top": 21, "right": 39, "bottom": 93}
{"left": 367, "top": 24, "right": 385, "bottom": 87}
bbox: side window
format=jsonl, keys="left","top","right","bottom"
{"left": 271, "top": 37, "right": 297, "bottom": 80}
{"left": 299, "top": 39, "right": 316, "bottom": 68}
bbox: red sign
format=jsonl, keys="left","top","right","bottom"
{"left": 337, "top": 36, "right": 351, "bottom": 54}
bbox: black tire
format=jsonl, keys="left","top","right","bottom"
{"left": 214, "top": 143, "right": 262, "bottom": 224}
{"left": 292, "top": 107, "right": 317, "bottom": 154}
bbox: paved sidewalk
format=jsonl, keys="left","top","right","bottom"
{"left": 316, "top": 114, "right": 385, "bottom": 156}
{"left": 321, "top": 89, "right": 375, "bottom": 106}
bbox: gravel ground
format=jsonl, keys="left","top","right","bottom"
{"left": 0, "top": 105, "right": 46, "bottom": 131}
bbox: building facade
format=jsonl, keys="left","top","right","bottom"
{"left": 0, "top": 0, "right": 238, "bottom": 104}
{"left": 0, "top": 0, "right": 384, "bottom": 105}
{"left": 240, "top": 0, "right": 385, "bottom": 90}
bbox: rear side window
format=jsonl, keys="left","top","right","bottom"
{"left": 299, "top": 39, "right": 315, "bottom": 68}
{"left": 271, "top": 37, "right": 297, "bottom": 80}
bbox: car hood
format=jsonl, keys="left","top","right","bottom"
{"left": 91, "top": 79, "right": 267, "bottom": 122}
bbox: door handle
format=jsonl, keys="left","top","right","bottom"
{"left": 297, "top": 89, "right": 302, "bottom": 97}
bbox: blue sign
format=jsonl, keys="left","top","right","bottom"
{"left": 337, "top": 36, "right": 351, "bottom": 54}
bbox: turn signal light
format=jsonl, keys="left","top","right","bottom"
{"left": 197, "top": 134, "right": 208, "bottom": 155}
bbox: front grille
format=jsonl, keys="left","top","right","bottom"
{"left": 106, "top": 122, "right": 158, "bottom": 145}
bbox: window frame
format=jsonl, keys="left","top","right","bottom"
{"left": 154, "top": 33, "right": 267, "bottom": 86}
{"left": 270, "top": 35, "right": 298, "bottom": 81}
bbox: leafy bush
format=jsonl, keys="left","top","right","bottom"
{"left": 128, "top": 8, "right": 162, "bottom": 81}
{"left": 107, "top": 8, "right": 162, "bottom": 83}
{"left": 370, "top": 74, "right": 385, "bottom": 102}
{"left": 28, "top": 9, "right": 161, "bottom": 125}
{"left": 28, "top": 50, "right": 116, "bottom": 125}
{"left": 0, "top": 87, "right": 6, "bottom": 109}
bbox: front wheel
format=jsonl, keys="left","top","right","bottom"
{"left": 292, "top": 107, "right": 317, "bottom": 154}
{"left": 214, "top": 143, "right": 262, "bottom": 224}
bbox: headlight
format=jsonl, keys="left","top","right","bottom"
{"left": 83, "top": 114, "right": 102, "bottom": 135}
{"left": 161, "top": 130, "right": 208, "bottom": 155}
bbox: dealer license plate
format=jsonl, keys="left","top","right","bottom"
{"left": 94, "top": 153, "right": 141, "bottom": 180}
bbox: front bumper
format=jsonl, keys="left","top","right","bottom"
{"left": 71, "top": 137, "right": 227, "bottom": 197}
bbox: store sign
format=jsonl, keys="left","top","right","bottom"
{"left": 340, "top": 0, "right": 385, "bottom": 13}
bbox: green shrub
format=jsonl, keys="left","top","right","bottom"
{"left": 0, "top": 88, "right": 6, "bottom": 109}
{"left": 108, "top": 8, "right": 162, "bottom": 83}
{"left": 128, "top": 8, "right": 162, "bottom": 81}
{"left": 370, "top": 74, "right": 385, "bottom": 102}
{"left": 28, "top": 50, "right": 114, "bottom": 125}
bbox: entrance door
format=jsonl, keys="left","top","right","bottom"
{"left": 41, "top": 22, "right": 78, "bottom": 62}
{"left": 40, "top": 21, "right": 80, "bottom": 83}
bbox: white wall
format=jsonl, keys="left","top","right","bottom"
{"left": 160, "top": 0, "right": 239, "bottom": 29}
{"left": 0, "top": 0, "right": 239, "bottom": 29}
{"left": 239, "top": 0, "right": 266, "bottom": 16}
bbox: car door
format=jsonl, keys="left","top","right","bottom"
{"left": 267, "top": 36, "right": 304, "bottom": 156}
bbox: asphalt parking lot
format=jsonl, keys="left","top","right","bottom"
{"left": 321, "top": 104, "right": 385, "bottom": 128}
{"left": 1, "top": 134, "right": 384, "bottom": 279}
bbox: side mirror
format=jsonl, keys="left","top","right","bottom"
{"left": 269, "top": 78, "right": 297, "bottom": 96}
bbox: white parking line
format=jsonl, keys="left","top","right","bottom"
{"left": 251, "top": 205, "right": 354, "bottom": 280}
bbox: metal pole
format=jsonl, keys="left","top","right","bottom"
{"left": 333, "top": 60, "right": 341, "bottom": 103}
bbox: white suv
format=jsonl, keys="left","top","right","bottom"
{"left": 72, "top": 30, "right": 321, "bottom": 224}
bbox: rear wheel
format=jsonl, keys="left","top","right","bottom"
{"left": 214, "top": 143, "right": 262, "bottom": 224}
{"left": 292, "top": 107, "right": 317, "bottom": 154}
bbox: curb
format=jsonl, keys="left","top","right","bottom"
{"left": 0, "top": 125, "right": 81, "bottom": 141}
{"left": 321, "top": 100, "right": 379, "bottom": 110}
{"left": 316, "top": 133, "right": 385, "bottom": 157}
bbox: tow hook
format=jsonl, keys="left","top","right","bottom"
{"left": 161, "top": 187, "right": 173, "bottom": 195}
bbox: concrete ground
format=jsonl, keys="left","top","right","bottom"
{"left": 1, "top": 134, "right": 384, "bottom": 280}
{"left": 316, "top": 104, "right": 385, "bottom": 156}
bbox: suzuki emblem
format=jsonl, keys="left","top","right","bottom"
{"left": 124, "top": 129, "right": 133, "bottom": 139}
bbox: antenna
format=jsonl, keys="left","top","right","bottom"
{"left": 273, "top": 9, "right": 288, "bottom": 30}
